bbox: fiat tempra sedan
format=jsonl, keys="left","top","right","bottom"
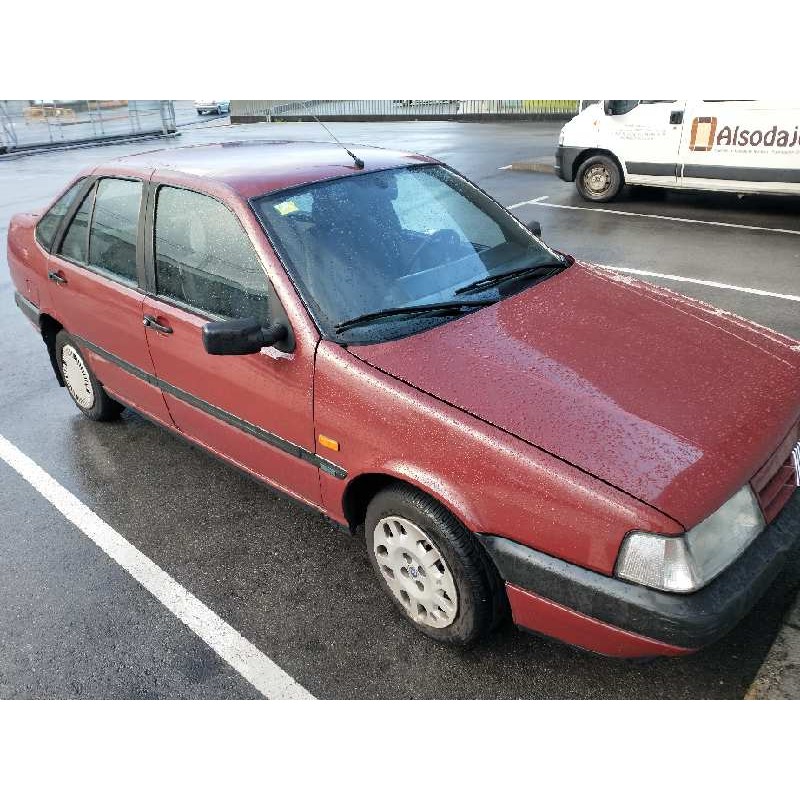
{"left": 9, "top": 141, "right": 800, "bottom": 657}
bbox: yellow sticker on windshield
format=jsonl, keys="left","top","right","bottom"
{"left": 274, "top": 200, "right": 299, "bottom": 216}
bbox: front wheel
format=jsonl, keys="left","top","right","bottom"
{"left": 365, "top": 484, "right": 502, "bottom": 646}
{"left": 56, "top": 331, "right": 123, "bottom": 422}
{"left": 576, "top": 154, "right": 623, "bottom": 202}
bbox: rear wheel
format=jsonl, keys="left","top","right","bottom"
{"left": 365, "top": 484, "right": 502, "bottom": 646}
{"left": 55, "top": 331, "right": 123, "bottom": 422}
{"left": 576, "top": 154, "right": 623, "bottom": 202}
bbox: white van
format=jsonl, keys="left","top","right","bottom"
{"left": 556, "top": 100, "right": 800, "bottom": 202}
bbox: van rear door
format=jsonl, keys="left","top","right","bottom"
{"left": 601, "top": 101, "right": 686, "bottom": 187}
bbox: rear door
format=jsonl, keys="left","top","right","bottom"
{"left": 141, "top": 182, "right": 321, "bottom": 504}
{"left": 48, "top": 175, "right": 173, "bottom": 424}
{"left": 599, "top": 100, "right": 686, "bottom": 187}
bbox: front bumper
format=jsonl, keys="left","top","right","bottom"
{"left": 477, "top": 489, "right": 800, "bottom": 656}
{"left": 554, "top": 145, "right": 582, "bottom": 182}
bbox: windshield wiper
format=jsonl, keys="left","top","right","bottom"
{"left": 454, "top": 259, "right": 568, "bottom": 296}
{"left": 334, "top": 300, "right": 494, "bottom": 333}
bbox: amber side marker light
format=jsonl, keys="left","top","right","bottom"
{"left": 318, "top": 434, "right": 340, "bottom": 452}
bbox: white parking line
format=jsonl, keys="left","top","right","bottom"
{"left": 590, "top": 263, "right": 800, "bottom": 303}
{"left": 0, "top": 433, "right": 314, "bottom": 701}
{"left": 511, "top": 198, "right": 800, "bottom": 236}
{"left": 509, "top": 195, "right": 548, "bottom": 209}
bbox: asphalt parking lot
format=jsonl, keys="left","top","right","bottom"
{"left": 1, "top": 118, "right": 799, "bottom": 699}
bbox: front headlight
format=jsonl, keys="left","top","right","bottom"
{"left": 558, "top": 127, "right": 565, "bottom": 145}
{"left": 615, "top": 486, "right": 765, "bottom": 593}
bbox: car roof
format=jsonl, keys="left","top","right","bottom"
{"left": 102, "top": 140, "right": 437, "bottom": 198}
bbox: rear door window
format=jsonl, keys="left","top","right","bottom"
{"left": 88, "top": 178, "right": 142, "bottom": 284}
{"left": 153, "top": 186, "right": 270, "bottom": 322}
{"left": 35, "top": 178, "right": 87, "bottom": 251}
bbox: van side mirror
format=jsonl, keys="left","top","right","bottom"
{"left": 603, "top": 100, "right": 639, "bottom": 116}
{"left": 525, "top": 219, "right": 542, "bottom": 238}
{"left": 202, "top": 317, "right": 287, "bottom": 355}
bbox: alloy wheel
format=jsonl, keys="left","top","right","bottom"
{"left": 372, "top": 515, "right": 458, "bottom": 628}
{"left": 61, "top": 344, "right": 95, "bottom": 409}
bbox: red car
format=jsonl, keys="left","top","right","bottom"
{"left": 8, "top": 141, "right": 800, "bottom": 658}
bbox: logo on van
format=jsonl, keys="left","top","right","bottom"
{"left": 690, "top": 117, "right": 800, "bottom": 152}
{"left": 689, "top": 117, "right": 718, "bottom": 151}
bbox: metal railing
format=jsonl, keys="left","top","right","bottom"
{"left": 231, "top": 99, "right": 581, "bottom": 123}
{"left": 0, "top": 100, "right": 177, "bottom": 154}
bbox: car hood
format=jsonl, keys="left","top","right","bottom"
{"left": 350, "top": 263, "right": 800, "bottom": 528}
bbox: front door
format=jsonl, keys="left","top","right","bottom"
{"left": 48, "top": 176, "right": 173, "bottom": 425}
{"left": 142, "top": 183, "right": 320, "bottom": 505}
{"left": 599, "top": 100, "right": 687, "bottom": 187}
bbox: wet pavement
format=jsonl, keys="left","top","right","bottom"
{"left": 1, "top": 119, "right": 799, "bottom": 698}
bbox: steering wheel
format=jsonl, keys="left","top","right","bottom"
{"left": 406, "top": 228, "right": 462, "bottom": 271}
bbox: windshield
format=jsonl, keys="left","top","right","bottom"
{"left": 253, "top": 164, "right": 566, "bottom": 342}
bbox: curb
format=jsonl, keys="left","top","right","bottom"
{"left": 0, "top": 131, "right": 181, "bottom": 161}
{"left": 508, "top": 160, "right": 556, "bottom": 174}
{"left": 231, "top": 114, "right": 575, "bottom": 124}
{"left": 745, "top": 593, "right": 800, "bottom": 699}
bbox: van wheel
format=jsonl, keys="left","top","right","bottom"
{"left": 576, "top": 154, "right": 623, "bottom": 202}
{"left": 55, "top": 331, "right": 123, "bottom": 422}
{"left": 365, "top": 484, "right": 501, "bottom": 646}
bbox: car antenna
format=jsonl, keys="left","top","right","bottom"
{"left": 302, "top": 101, "right": 364, "bottom": 169}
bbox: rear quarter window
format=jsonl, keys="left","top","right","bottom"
{"left": 35, "top": 178, "right": 88, "bottom": 251}
{"left": 58, "top": 187, "right": 95, "bottom": 264}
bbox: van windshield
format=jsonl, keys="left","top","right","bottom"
{"left": 253, "top": 165, "right": 566, "bottom": 342}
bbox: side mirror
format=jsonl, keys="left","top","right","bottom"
{"left": 202, "top": 317, "right": 287, "bottom": 356}
{"left": 525, "top": 219, "right": 542, "bottom": 238}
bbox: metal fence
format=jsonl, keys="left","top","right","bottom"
{"left": 0, "top": 100, "right": 177, "bottom": 154}
{"left": 231, "top": 99, "right": 581, "bottom": 123}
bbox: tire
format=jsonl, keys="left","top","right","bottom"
{"left": 576, "top": 154, "right": 623, "bottom": 202}
{"left": 365, "top": 484, "right": 503, "bottom": 646}
{"left": 55, "top": 331, "right": 123, "bottom": 422}
{"left": 196, "top": 109, "right": 204, "bottom": 116}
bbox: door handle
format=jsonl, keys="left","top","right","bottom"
{"left": 670, "top": 110, "right": 684, "bottom": 125}
{"left": 48, "top": 270, "right": 67, "bottom": 285}
{"left": 143, "top": 314, "right": 173, "bottom": 335}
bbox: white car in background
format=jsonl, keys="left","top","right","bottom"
{"left": 194, "top": 100, "right": 230, "bottom": 116}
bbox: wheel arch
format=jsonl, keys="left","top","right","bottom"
{"left": 573, "top": 148, "right": 626, "bottom": 182}
{"left": 341, "top": 469, "right": 481, "bottom": 535}
{"left": 40, "top": 313, "right": 65, "bottom": 386}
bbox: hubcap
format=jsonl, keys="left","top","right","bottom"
{"left": 584, "top": 164, "right": 611, "bottom": 194}
{"left": 373, "top": 516, "right": 458, "bottom": 629}
{"left": 61, "top": 344, "right": 95, "bottom": 409}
